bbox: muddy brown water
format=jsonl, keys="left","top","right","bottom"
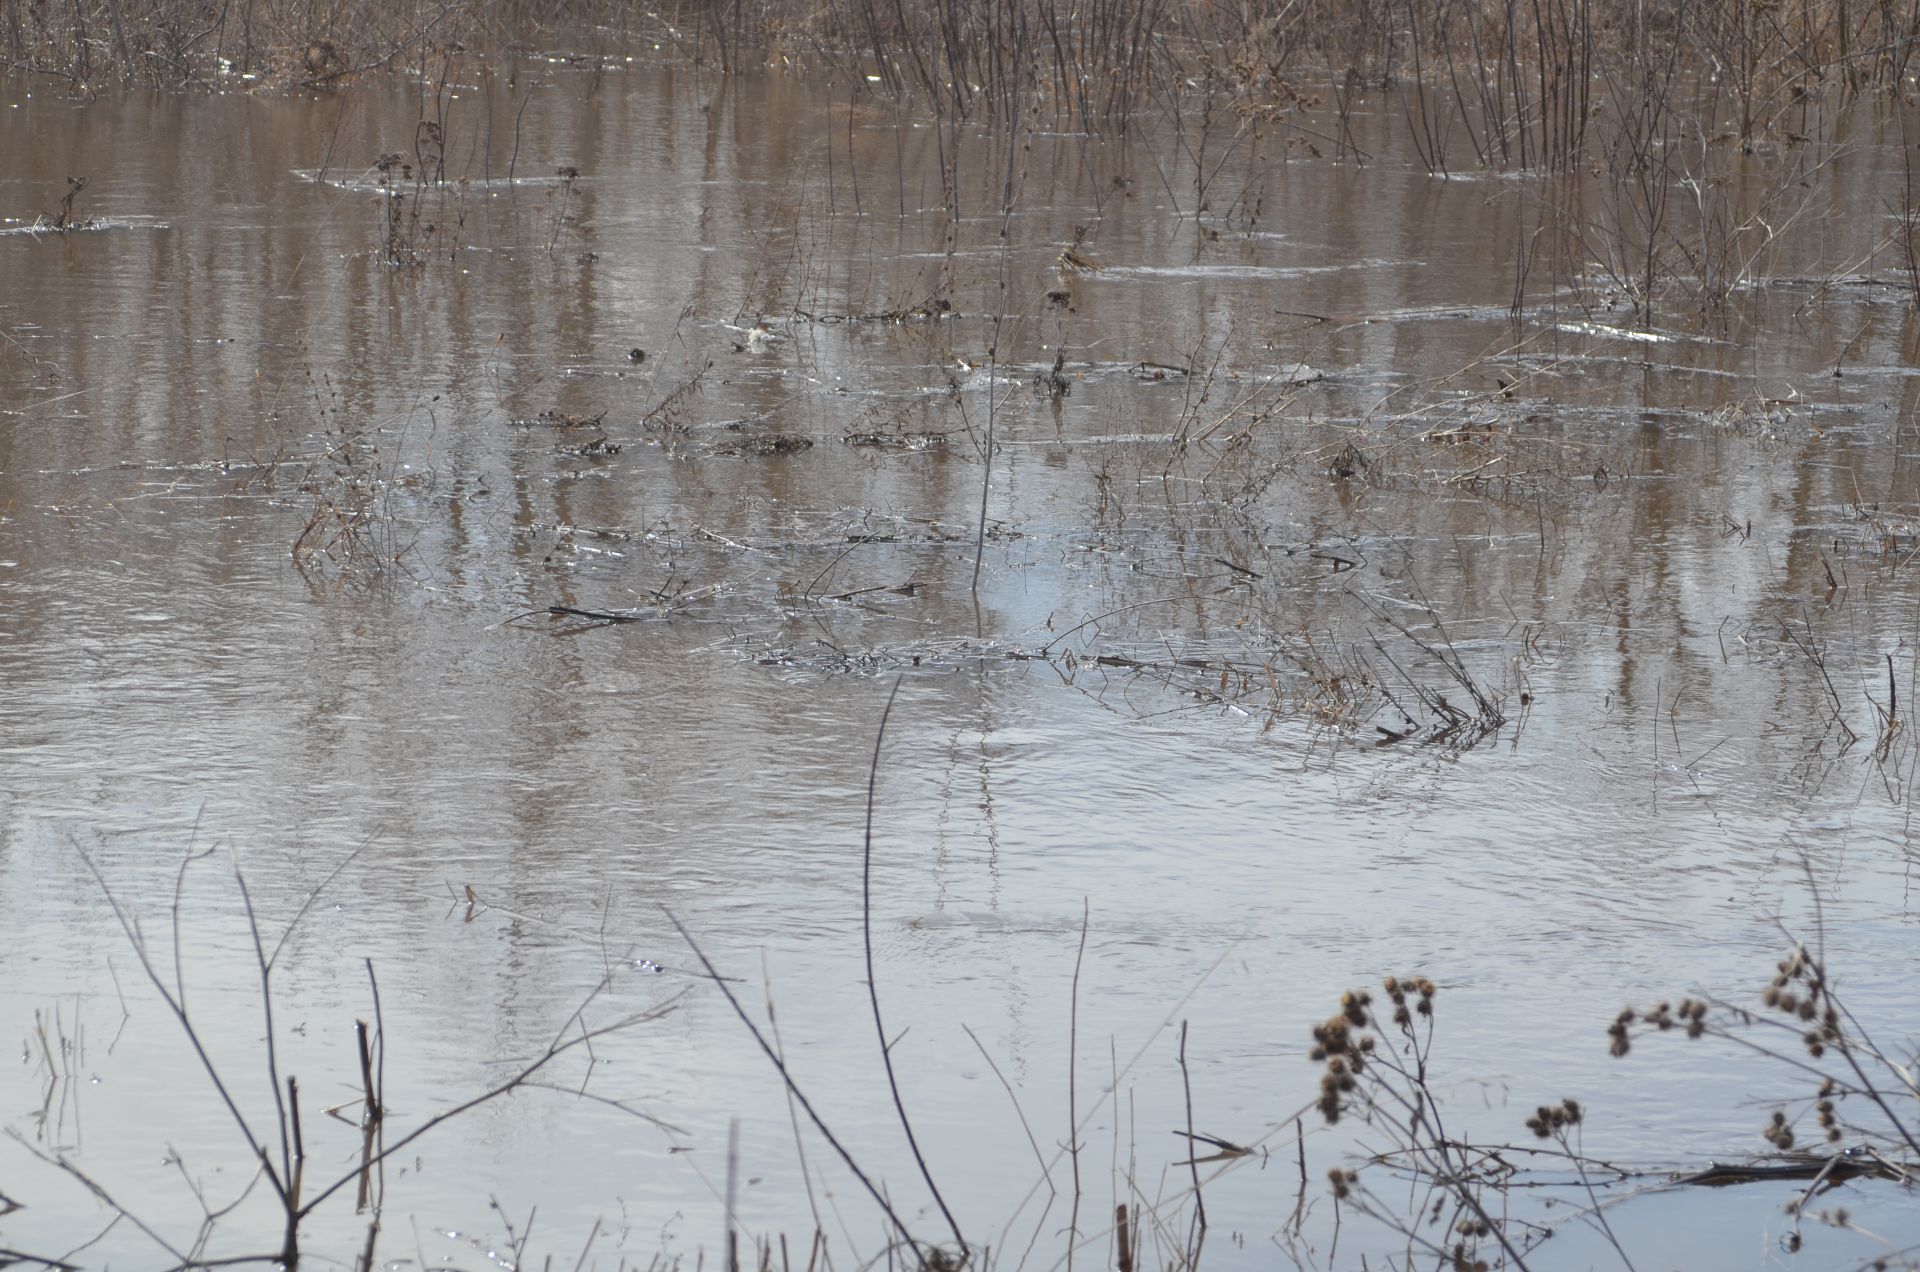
{"left": 3, "top": 61, "right": 1919, "bottom": 1269}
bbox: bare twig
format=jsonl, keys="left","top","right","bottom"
{"left": 860, "top": 677, "right": 967, "bottom": 1255}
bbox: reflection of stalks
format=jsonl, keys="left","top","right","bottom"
{"left": 1902, "top": 108, "right": 1920, "bottom": 307}
{"left": 1871, "top": 654, "right": 1902, "bottom": 765}
{"left": 547, "top": 164, "right": 579, "bottom": 252}
{"left": 1780, "top": 613, "right": 1861, "bottom": 749}
{"left": 972, "top": 19, "right": 1033, "bottom": 616}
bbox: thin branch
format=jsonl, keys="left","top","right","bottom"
{"left": 861, "top": 677, "right": 967, "bottom": 1254}
{"left": 663, "top": 908, "right": 930, "bottom": 1259}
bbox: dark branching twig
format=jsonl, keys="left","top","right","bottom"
{"left": 71, "top": 838, "right": 289, "bottom": 1212}
{"left": 68, "top": 832, "right": 675, "bottom": 1264}
{"left": 300, "top": 978, "right": 680, "bottom": 1221}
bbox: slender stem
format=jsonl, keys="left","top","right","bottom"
{"left": 664, "top": 910, "right": 926, "bottom": 1256}
{"left": 1066, "top": 900, "right": 1089, "bottom": 1266}
{"left": 1178, "top": 1021, "right": 1207, "bottom": 1267}
{"left": 861, "top": 677, "right": 968, "bottom": 1255}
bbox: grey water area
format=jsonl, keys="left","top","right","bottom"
{"left": 2, "top": 56, "right": 1918, "bottom": 1270}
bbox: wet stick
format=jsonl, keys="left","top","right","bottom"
{"left": 1177, "top": 1021, "right": 1206, "bottom": 1266}
{"left": 356, "top": 1020, "right": 380, "bottom": 1123}
{"left": 364, "top": 958, "right": 386, "bottom": 1123}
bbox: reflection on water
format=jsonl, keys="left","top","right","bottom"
{"left": 2, "top": 64, "right": 1918, "bottom": 1269}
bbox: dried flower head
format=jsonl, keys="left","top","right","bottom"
{"left": 1607, "top": 1011, "right": 1632, "bottom": 1058}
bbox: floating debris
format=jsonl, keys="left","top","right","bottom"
{"left": 844, "top": 431, "right": 949, "bottom": 450}
{"left": 712, "top": 434, "right": 813, "bottom": 458}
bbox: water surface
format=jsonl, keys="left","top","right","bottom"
{"left": 2, "top": 63, "right": 1918, "bottom": 1269}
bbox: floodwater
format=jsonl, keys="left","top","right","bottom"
{"left": 2, "top": 57, "right": 1919, "bottom": 1270}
